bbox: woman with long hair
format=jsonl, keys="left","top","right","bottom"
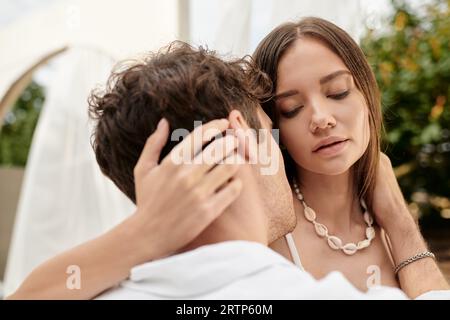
{"left": 253, "top": 17, "right": 397, "bottom": 291}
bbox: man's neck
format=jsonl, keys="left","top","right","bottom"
{"left": 178, "top": 164, "right": 269, "bottom": 254}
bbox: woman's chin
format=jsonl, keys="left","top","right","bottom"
{"left": 304, "top": 160, "right": 354, "bottom": 176}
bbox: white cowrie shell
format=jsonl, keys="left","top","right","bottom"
{"left": 357, "top": 239, "right": 371, "bottom": 250}
{"left": 314, "top": 222, "right": 328, "bottom": 237}
{"left": 364, "top": 212, "right": 374, "bottom": 225}
{"left": 327, "top": 236, "right": 342, "bottom": 250}
{"left": 366, "top": 227, "right": 375, "bottom": 240}
{"left": 361, "top": 199, "right": 368, "bottom": 211}
{"left": 304, "top": 206, "right": 316, "bottom": 222}
{"left": 343, "top": 243, "right": 357, "bottom": 255}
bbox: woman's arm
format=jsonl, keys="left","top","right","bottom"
{"left": 7, "top": 118, "right": 244, "bottom": 299}
{"left": 385, "top": 213, "right": 449, "bottom": 298}
{"left": 373, "top": 153, "right": 449, "bottom": 298}
{"left": 7, "top": 214, "right": 151, "bottom": 300}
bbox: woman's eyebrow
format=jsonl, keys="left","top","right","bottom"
{"left": 319, "top": 70, "right": 351, "bottom": 85}
{"left": 273, "top": 89, "right": 299, "bottom": 101}
{"left": 274, "top": 70, "right": 351, "bottom": 101}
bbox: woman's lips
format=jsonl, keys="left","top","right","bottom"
{"left": 313, "top": 139, "right": 349, "bottom": 156}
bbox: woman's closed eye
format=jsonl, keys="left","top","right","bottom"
{"left": 280, "top": 106, "right": 303, "bottom": 119}
{"left": 327, "top": 90, "right": 350, "bottom": 100}
{"left": 279, "top": 90, "right": 349, "bottom": 118}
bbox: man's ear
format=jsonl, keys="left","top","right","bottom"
{"left": 228, "top": 110, "right": 250, "bottom": 130}
{"left": 228, "top": 110, "right": 257, "bottom": 163}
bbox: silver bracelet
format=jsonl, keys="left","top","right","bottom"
{"left": 394, "top": 251, "right": 436, "bottom": 275}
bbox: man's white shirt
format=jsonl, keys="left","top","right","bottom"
{"left": 96, "top": 240, "right": 449, "bottom": 300}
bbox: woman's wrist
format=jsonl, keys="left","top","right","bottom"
{"left": 113, "top": 211, "right": 160, "bottom": 268}
{"left": 384, "top": 212, "right": 428, "bottom": 266}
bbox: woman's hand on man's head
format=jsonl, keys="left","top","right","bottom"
{"left": 129, "top": 118, "right": 246, "bottom": 263}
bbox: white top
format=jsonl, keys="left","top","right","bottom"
{"left": 285, "top": 233, "right": 305, "bottom": 270}
{"left": 96, "top": 241, "right": 449, "bottom": 300}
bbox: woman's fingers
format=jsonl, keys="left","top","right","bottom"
{"left": 134, "top": 118, "right": 169, "bottom": 177}
{"left": 164, "top": 119, "right": 230, "bottom": 167}
{"left": 189, "top": 134, "right": 240, "bottom": 177}
{"left": 200, "top": 178, "right": 243, "bottom": 221}
{"left": 198, "top": 152, "right": 243, "bottom": 195}
{"left": 131, "top": 119, "right": 246, "bottom": 260}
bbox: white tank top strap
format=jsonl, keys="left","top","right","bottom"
{"left": 285, "top": 233, "right": 305, "bottom": 271}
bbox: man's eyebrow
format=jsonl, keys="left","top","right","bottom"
{"left": 319, "top": 70, "right": 351, "bottom": 85}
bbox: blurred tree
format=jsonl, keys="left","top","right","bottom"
{"left": 0, "top": 81, "right": 45, "bottom": 167}
{"left": 361, "top": 0, "right": 450, "bottom": 224}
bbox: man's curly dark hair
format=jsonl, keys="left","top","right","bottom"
{"left": 88, "top": 41, "right": 272, "bottom": 203}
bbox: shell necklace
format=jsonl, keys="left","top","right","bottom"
{"left": 292, "top": 178, "right": 375, "bottom": 255}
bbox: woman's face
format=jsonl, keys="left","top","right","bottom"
{"left": 275, "top": 37, "right": 370, "bottom": 176}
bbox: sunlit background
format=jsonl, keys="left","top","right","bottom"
{"left": 0, "top": 0, "right": 448, "bottom": 298}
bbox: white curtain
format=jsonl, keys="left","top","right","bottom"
{"left": 269, "top": 0, "right": 364, "bottom": 42}
{"left": 190, "top": 0, "right": 364, "bottom": 57}
{"left": 3, "top": 47, "right": 135, "bottom": 296}
{"left": 213, "top": 0, "right": 252, "bottom": 58}
{"left": 190, "top": 0, "right": 252, "bottom": 58}
{"left": 0, "top": 0, "right": 180, "bottom": 104}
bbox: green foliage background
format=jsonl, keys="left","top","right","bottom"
{"left": 361, "top": 0, "right": 450, "bottom": 223}
{"left": 0, "top": 81, "right": 44, "bottom": 167}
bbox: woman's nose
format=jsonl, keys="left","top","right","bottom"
{"left": 309, "top": 103, "right": 336, "bottom": 132}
